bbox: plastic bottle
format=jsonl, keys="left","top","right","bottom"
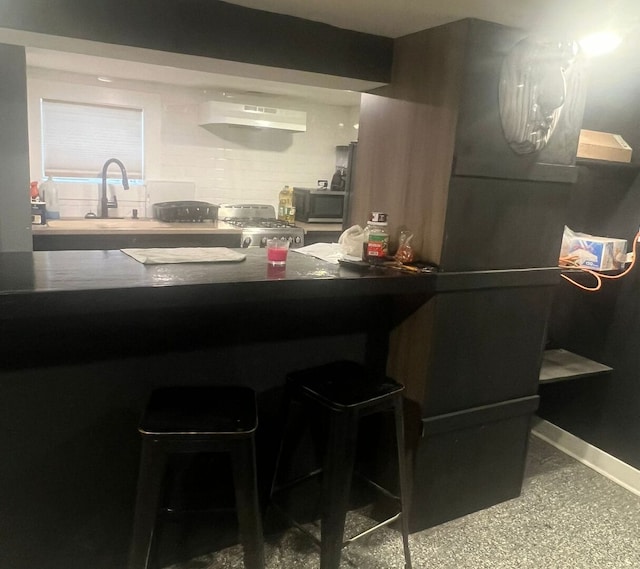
{"left": 30, "top": 181, "right": 39, "bottom": 201}
{"left": 363, "top": 212, "right": 390, "bottom": 262}
{"left": 278, "top": 185, "right": 296, "bottom": 223}
{"left": 41, "top": 176, "right": 60, "bottom": 220}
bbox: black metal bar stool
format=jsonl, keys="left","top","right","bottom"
{"left": 129, "top": 386, "right": 264, "bottom": 569}
{"left": 270, "top": 361, "right": 412, "bottom": 569}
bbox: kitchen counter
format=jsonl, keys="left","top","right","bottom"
{"left": 294, "top": 221, "right": 344, "bottom": 233}
{"left": 31, "top": 218, "right": 344, "bottom": 249}
{"left": 0, "top": 245, "right": 559, "bottom": 365}
{"left": 32, "top": 218, "right": 344, "bottom": 235}
{"left": 0, "top": 248, "right": 433, "bottom": 320}
{"left": 0, "top": 248, "right": 559, "bottom": 318}
{"left": 31, "top": 218, "right": 241, "bottom": 235}
{"left": 0, "top": 248, "right": 560, "bottom": 569}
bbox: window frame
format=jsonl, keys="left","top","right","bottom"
{"left": 27, "top": 76, "right": 161, "bottom": 184}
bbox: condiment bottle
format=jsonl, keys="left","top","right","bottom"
{"left": 363, "top": 211, "right": 389, "bottom": 262}
{"left": 278, "top": 185, "right": 296, "bottom": 223}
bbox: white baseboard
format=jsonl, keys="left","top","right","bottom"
{"left": 531, "top": 417, "right": 640, "bottom": 497}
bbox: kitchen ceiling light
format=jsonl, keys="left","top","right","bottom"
{"left": 97, "top": 76, "right": 113, "bottom": 83}
{"left": 578, "top": 31, "right": 622, "bottom": 56}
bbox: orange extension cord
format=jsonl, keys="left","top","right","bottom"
{"left": 558, "top": 231, "right": 640, "bottom": 291}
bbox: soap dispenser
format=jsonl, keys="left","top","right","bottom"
{"left": 41, "top": 176, "right": 60, "bottom": 220}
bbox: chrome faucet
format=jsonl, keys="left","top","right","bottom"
{"left": 99, "top": 158, "right": 129, "bottom": 218}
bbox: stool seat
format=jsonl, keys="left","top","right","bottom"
{"left": 129, "top": 385, "right": 264, "bottom": 569}
{"left": 140, "top": 386, "right": 257, "bottom": 435}
{"left": 288, "top": 360, "right": 403, "bottom": 409}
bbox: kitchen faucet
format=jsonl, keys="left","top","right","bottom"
{"left": 99, "top": 158, "right": 129, "bottom": 218}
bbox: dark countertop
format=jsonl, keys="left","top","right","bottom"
{"left": 0, "top": 248, "right": 433, "bottom": 318}
{"left": 0, "top": 248, "right": 561, "bottom": 320}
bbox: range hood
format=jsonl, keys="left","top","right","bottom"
{"left": 198, "top": 101, "right": 307, "bottom": 132}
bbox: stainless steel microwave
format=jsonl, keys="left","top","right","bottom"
{"left": 292, "top": 188, "right": 346, "bottom": 223}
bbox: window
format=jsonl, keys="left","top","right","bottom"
{"left": 41, "top": 100, "right": 143, "bottom": 182}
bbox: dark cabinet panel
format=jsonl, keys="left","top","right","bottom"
{"left": 410, "top": 395, "right": 538, "bottom": 530}
{"left": 453, "top": 20, "right": 586, "bottom": 183}
{"left": 421, "top": 285, "right": 554, "bottom": 416}
{"left": 440, "top": 176, "right": 570, "bottom": 271}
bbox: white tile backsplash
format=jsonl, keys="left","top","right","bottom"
{"left": 28, "top": 70, "right": 360, "bottom": 218}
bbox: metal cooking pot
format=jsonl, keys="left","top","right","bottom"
{"left": 152, "top": 201, "right": 219, "bottom": 222}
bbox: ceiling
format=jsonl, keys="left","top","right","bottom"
{"left": 224, "top": 0, "right": 640, "bottom": 39}
{"left": 22, "top": 0, "right": 640, "bottom": 105}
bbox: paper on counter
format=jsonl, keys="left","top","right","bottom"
{"left": 291, "top": 242, "right": 343, "bottom": 264}
{"left": 121, "top": 247, "right": 246, "bottom": 265}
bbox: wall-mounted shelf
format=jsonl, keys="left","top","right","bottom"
{"left": 576, "top": 157, "right": 640, "bottom": 173}
{"left": 539, "top": 349, "right": 613, "bottom": 384}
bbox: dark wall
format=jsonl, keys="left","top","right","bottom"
{"left": 542, "top": 165, "right": 640, "bottom": 469}
{"left": 580, "top": 32, "right": 640, "bottom": 161}
{"left": 540, "top": 31, "right": 640, "bottom": 469}
{"left": 0, "top": 300, "right": 371, "bottom": 568}
{"left": 0, "top": 0, "right": 392, "bottom": 82}
{"left": 0, "top": 44, "right": 31, "bottom": 252}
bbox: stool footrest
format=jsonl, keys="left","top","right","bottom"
{"left": 273, "top": 496, "right": 403, "bottom": 551}
{"left": 272, "top": 468, "right": 322, "bottom": 495}
{"left": 355, "top": 471, "right": 401, "bottom": 502}
{"left": 343, "top": 512, "right": 402, "bottom": 547}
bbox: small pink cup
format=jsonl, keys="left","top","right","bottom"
{"left": 266, "top": 238, "right": 290, "bottom": 266}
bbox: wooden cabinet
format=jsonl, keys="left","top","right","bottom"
{"left": 349, "top": 18, "right": 586, "bottom": 530}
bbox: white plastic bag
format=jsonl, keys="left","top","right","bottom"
{"left": 338, "top": 225, "right": 365, "bottom": 258}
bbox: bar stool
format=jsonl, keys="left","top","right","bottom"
{"left": 129, "top": 386, "right": 264, "bottom": 569}
{"left": 270, "top": 361, "right": 412, "bottom": 569}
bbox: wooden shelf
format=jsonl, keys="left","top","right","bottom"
{"left": 576, "top": 157, "right": 640, "bottom": 172}
{"left": 539, "top": 349, "right": 613, "bottom": 384}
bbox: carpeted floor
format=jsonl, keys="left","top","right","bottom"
{"left": 166, "top": 435, "right": 640, "bottom": 568}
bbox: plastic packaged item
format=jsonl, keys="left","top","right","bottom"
{"left": 559, "top": 226, "right": 627, "bottom": 271}
{"left": 278, "top": 185, "right": 295, "bottom": 223}
{"left": 40, "top": 176, "right": 60, "bottom": 220}
{"left": 363, "top": 212, "right": 389, "bottom": 262}
{"left": 395, "top": 230, "right": 415, "bottom": 263}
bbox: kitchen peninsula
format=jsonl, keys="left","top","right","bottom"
{"left": 0, "top": 247, "right": 559, "bottom": 569}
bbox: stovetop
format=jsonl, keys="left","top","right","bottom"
{"left": 218, "top": 203, "right": 304, "bottom": 248}
{"left": 224, "top": 217, "right": 296, "bottom": 229}
{"left": 219, "top": 203, "right": 278, "bottom": 222}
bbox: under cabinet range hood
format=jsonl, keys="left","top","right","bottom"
{"left": 198, "top": 101, "right": 307, "bottom": 132}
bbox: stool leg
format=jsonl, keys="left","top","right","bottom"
{"left": 231, "top": 436, "right": 265, "bottom": 569}
{"left": 129, "top": 438, "right": 167, "bottom": 569}
{"left": 393, "top": 397, "right": 413, "bottom": 569}
{"left": 270, "top": 387, "right": 298, "bottom": 498}
{"left": 320, "top": 409, "right": 358, "bottom": 569}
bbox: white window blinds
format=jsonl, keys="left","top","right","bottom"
{"left": 41, "top": 100, "right": 143, "bottom": 179}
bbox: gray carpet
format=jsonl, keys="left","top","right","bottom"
{"left": 166, "top": 435, "right": 640, "bottom": 568}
